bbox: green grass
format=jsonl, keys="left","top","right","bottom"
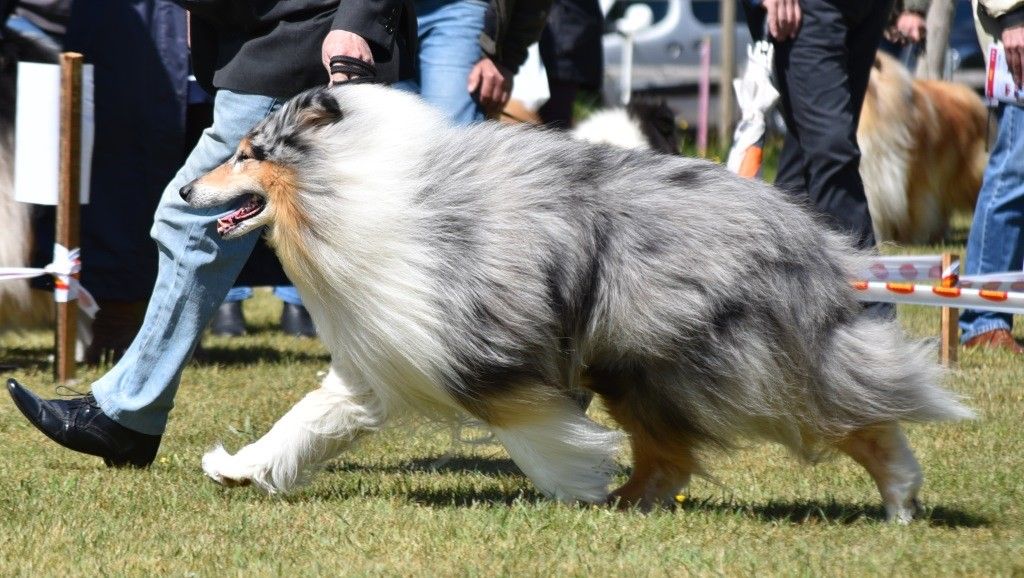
{"left": 2, "top": 220, "right": 1023, "bottom": 576}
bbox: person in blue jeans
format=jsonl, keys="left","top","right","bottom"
{"left": 959, "top": 0, "right": 1024, "bottom": 354}
{"left": 397, "top": 0, "right": 491, "bottom": 124}
{"left": 397, "top": 0, "right": 554, "bottom": 124}
{"left": 6, "top": 0, "right": 419, "bottom": 466}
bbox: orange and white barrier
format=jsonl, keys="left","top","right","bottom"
{"left": 851, "top": 280, "right": 1024, "bottom": 315}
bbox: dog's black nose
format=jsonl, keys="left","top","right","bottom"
{"left": 179, "top": 183, "right": 193, "bottom": 202}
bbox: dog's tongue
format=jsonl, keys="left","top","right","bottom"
{"left": 217, "top": 194, "right": 263, "bottom": 234}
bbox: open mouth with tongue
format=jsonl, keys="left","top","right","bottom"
{"left": 217, "top": 193, "right": 266, "bottom": 237}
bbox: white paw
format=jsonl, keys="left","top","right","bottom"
{"left": 201, "top": 445, "right": 254, "bottom": 488}
{"left": 886, "top": 498, "right": 921, "bottom": 525}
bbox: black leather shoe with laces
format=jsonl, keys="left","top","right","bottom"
{"left": 6, "top": 378, "right": 161, "bottom": 467}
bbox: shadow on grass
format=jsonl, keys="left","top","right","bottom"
{"left": 687, "top": 498, "right": 989, "bottom": 528}
{"left": 191, "top": 344, "right": 329, "bottom": 366}
{"left": 325, "top": 455, "right": 523, "bottom": 477}
{"left": 0, "top": 347, "right": 51, "bottom": 373}
{"left": 316, "top": 456, "right": 987, "bottom": 527}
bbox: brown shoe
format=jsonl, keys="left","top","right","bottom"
{"left": 963, "top": 329, "right": 1024, "bottom": 354}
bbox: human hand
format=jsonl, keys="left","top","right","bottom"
{"left": 893, "top": 11, "right": 926, "bottom": 44}
{"left": 1003, "top": 25, "right": 1024, "bottom": 88}
{"left": 322, "top": 30, "right": 373, "bottom": 84}
{"left": 762, "top": 0, "right": 801, "bottom": 41}
{"left": 467, "top": 57, "right": 513, "bottom": 116}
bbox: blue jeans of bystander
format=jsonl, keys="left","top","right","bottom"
{"left": 394, "top": 0, "right": 488, "bottom": 125}
{"left": 960, "top": 104, "right": 1024, "bottom": 342}
{"left": 91, "top": 90, "right": 284, "bottom": 435}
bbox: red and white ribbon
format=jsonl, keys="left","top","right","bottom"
{"left": 851, "top": 280, "right": 1024, "bottom": 315}
{"left": 0, "top": 243, "right": 99, "bottom": 318}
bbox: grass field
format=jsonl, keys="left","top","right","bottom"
{"left": 2, "top": 224, "right": 1023, "bottom": 576}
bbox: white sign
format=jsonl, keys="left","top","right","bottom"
{"left": 14, "top": 61, "right": 94, "bottom": 205}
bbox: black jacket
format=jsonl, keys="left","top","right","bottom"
{"left": 480, "top": 0, "right": 554, "bottom": 73}
{"left": 177, "top": 0, "right": 416, "bottom": 98}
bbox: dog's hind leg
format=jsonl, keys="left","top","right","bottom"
{"left": 588, "top": 367, "right": 703, "bottom": 509}
{"left": 834, "top": 423, "right": 923, "bottom": 524}
{"left": 607, "top": 428, "right": 699, "bottom": 510}
{"left": 483, "top": 389, "right": 623, "bottom": 503}
{"left": 602, "top": 395, "right": 701, "bottom": 510}
{"left": 202, "top": 367, "right": 385, "bottom": 494}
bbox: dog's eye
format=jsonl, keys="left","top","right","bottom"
{"left": 236, "top": 151, "right": 251, "bottom": 163}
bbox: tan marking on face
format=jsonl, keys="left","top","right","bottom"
{"left": 194, "top": 161, "right": 242, "bottom": 190}
{"left": 250, "top": 160, "right": 314, "bottom": 268}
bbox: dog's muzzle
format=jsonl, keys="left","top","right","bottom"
{"left": 179, "top": 183, "right": 193, "bottom": 203}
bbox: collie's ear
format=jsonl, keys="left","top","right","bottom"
{"left": 297, "top": 90, "right": 344, "bottom": 129}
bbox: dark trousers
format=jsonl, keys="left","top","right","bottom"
{"left": 773, "top": 0, "right": 892, "bottom": 251}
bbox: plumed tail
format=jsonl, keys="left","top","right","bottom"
{"left": 813, "top": 317, "right": 975, "bottom": 435}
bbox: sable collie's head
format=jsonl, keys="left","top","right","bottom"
{"left": 180, "top": 84, "right": 436, "bottom": 243}
{"left": 180, "top": 88, "right": 356, "bottom": 240}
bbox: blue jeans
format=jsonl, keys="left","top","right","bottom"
{"left": 92, "top": 90, "right": 284, "bottom": 435}
{"left": 226, "top": 286, "right": 303, "bottom": 306}
{"left": 960, "top": 104, "right": 1024, "bottom": 342}
{"left": 394, "top": 0, "right": 487, "bottom": 125}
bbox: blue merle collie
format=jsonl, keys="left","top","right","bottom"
{"left": 183, "top": 84, "right": 972, "bottom": 523}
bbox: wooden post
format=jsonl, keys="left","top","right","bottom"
{"left": 719, "top": 0, "right": 737, "bottom": 150}
{"left": 940, "top": 252, "right": 959, "bottom": 368}
{"left": 56, "top": 52, "right": 83, "bottom": 383}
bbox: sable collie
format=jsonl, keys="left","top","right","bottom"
{"left": 859, "top": 51, "right": 988, "bottom": 244}
{"left": 186, "top": 84, "right": 972, "bottom": 522}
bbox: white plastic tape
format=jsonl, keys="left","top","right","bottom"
{"left": 0, "top": 243, "right": 99, "bottom": 318}
{"left": 851, "top": 280, "right": 1024, "bottom": 315}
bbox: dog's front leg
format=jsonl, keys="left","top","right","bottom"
{"left": 202, "top": 367, "right": 385, "bottom": 494}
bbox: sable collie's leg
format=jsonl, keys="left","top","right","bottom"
{"left": 835, "top": 423, "right": 923, "bottom": 524}
{"left": 486, "top": 392, "right": 622, "bottom": 503}
{"left": 202, "top": 367, "right": 385, "bottom": 494}
{"left": 607, "top": 429, "right": 699, "bottom": 510}
{"left": 602, "top": 394, "right": 700, "bottom": 509}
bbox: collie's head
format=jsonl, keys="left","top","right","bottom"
{"left": 180, "top": 84, "right": 441, "bottom": 242}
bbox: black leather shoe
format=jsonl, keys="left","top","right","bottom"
{"left": 210, "top": 301, "right": 246, "bottom": 336}
{"left": 7, "top": 379, "right": 161, "bottom": 467}
{"left": 280, "top": 303, "right": 316, "bottom": 337}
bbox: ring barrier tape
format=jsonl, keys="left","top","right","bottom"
{"left": 851, "top": 280, "right": 1024, "bottom": 314}
{"left": 0, "top": 243, "right": 99, "bottom": 318}
{"left": 855, "top": 256, "right": 1024, "bottom": 313}
{"left": 859, "top": 256, "right": 956, "bottom": 283}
